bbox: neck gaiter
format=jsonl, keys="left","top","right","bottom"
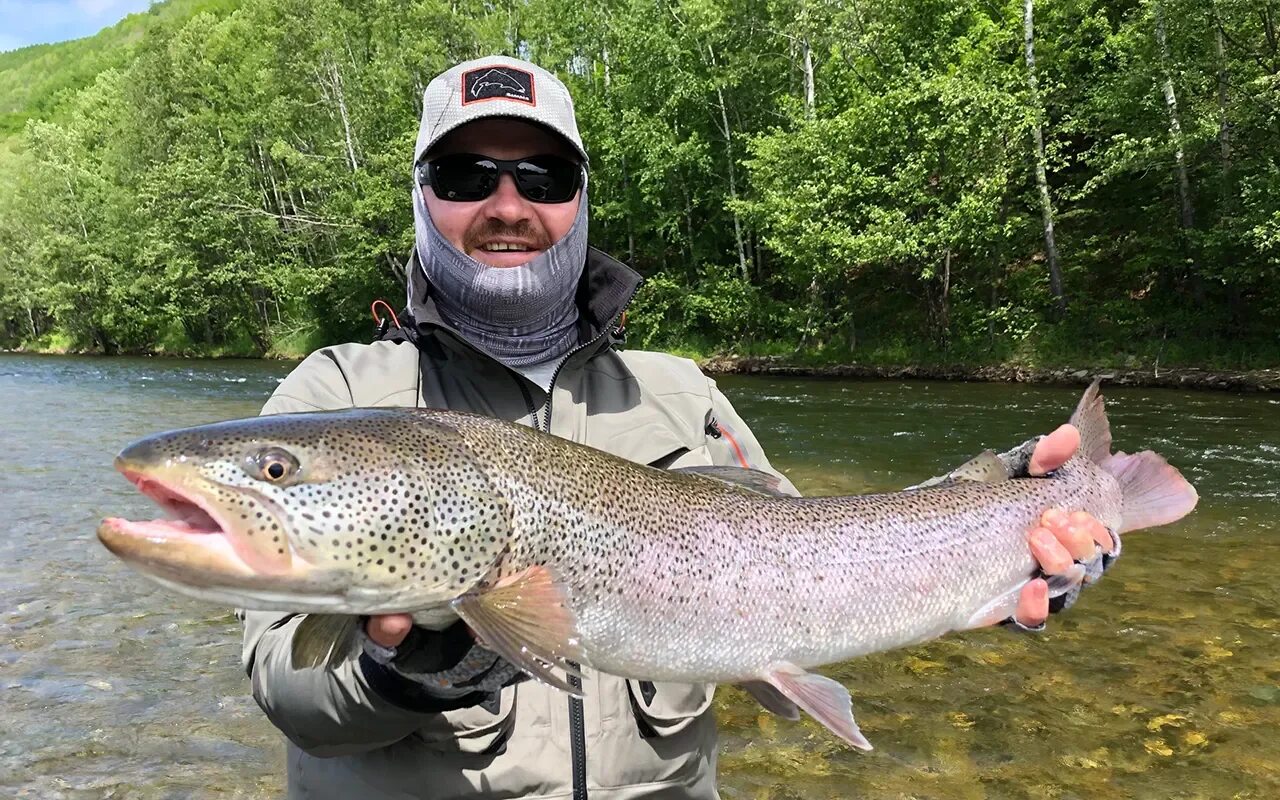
{"left": 411, "top": 184, "right": 588, "bottom": 368}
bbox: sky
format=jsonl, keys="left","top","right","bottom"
{"left": 0, "top": 0, "right": 154, "bottom": 53}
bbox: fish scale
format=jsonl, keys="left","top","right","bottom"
{"left": 97, "top": 382, "right": 1197, "bottom": 749}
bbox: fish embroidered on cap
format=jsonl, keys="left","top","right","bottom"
{"left": 462, "top": 65, "right": 537, "bottom": 106}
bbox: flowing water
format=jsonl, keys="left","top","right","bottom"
{"left": 1, "top": 354, "right": 1275, "bottom": 799}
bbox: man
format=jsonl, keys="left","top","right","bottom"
{"left": 242, "top": 56, "right": 1114, "bottom": 799}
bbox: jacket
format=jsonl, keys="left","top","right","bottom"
{"left": 242, "top": 248, "right": 797, "bottom": 799}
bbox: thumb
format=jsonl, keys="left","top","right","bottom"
{"left": 1029, "top": 424, "right": 1080, "bottom": 476}
{"left": 366, "top": 614, "right": 413, "bottom": 648}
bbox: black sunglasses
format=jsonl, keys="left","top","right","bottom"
{"left": 417, "top": 153, "right": 583, "bottom": 204}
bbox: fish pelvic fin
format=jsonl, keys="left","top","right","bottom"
{"left": 451, "top": 564, "right": 586, "bottom": 696}
{"left": 739, "top": 679, "right": 801, "bottom": 720}
{"left": 291, "top": 614, "right": 362, "bottom": 670}
{"left": 1069, "top": 379, "right": 1113, "bottom": 465}
{"left": 764, "top": 662, "right": 872, "bottom": 751}
{"left": 1105, "top": 450, "right": 1199, "bottom": 533}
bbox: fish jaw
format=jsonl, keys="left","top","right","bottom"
{"left": 98, "top": 460, "right": 327, "bottom": 603}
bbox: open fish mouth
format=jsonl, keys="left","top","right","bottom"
{"left": 109, "top": 470, "right": 227, "bottom": 537}
{"left": 98, "top": 465, "right": 294, "bottom": 581}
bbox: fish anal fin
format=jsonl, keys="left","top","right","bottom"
{"left": 961, "top": 565, "right": 1086, "bottom": 630}
{"left": 451, "top": 565, "right": 586, "bottom": 696}
{"left": 1069, "top": 379, "right": 1113, "bottom": 465}
{"left": 673, "top": 465, "right": 787, "bottom": 496}
{"left": 1104, "top": 450, "right": 1199, "bottom": 533}
{"left": 291, "top": 614, "right": 361, "bottom": 670}
{"left": 764, "top": 663, "right": 872, "bottom": 750}
{"left": 739, "top": 679, "right": 801, "bottom": 720}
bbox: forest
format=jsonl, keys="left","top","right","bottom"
{"left": 0, "top": 0, "right": 1276, "bottom": 368}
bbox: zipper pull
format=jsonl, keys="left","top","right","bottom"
{"left": 704, "top": 416, "right": 722, "bottom": 439}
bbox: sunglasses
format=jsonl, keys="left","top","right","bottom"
{"left": 417, "top": 153, "right": 584, "bottom": 204}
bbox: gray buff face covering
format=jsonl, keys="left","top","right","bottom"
{"left": 411, "top": 183, "right": 588, "bottom": 368}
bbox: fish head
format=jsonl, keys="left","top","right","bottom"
{"left": 98, "top": 409, "right": 512, "bottom": 614}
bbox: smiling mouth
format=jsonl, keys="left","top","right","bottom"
{"left": 479, "top": 241, "right": 538, "bottom": 252}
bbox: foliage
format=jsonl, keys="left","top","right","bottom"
{"left": 0, "top": 0, "right": 1276, "bottom": 365}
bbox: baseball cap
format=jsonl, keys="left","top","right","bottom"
{"left": 413, "top": 56, "right": 588, "bottom": 166}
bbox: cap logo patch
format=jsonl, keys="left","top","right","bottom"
{"left": 462, "top": 66, "right": 536, "bottom": 106}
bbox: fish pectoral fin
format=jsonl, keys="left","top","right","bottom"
{"left": 764, "top": 663, "right": 872, "bottom": 750}
{"left": 451, "top": 565, "right": 586, "bottom": 697}
{"left": 739, "top": 679, "right": 801, "bottom": 720}
{"left": 291, "top": 614, "right": 362, "bottom": 670}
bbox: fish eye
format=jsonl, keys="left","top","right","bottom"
{"left": 246, "top": 447, "right": 300, "bottom": 484}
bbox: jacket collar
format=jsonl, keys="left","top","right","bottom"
{"left": 405, "top": 246, "right": 643, "bottom": 366}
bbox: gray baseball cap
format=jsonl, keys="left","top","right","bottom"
{"left": 413, "top": 56, "right": 588, "bottom": 166}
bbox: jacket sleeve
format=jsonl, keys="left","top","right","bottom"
{"left": 242, "top": 350, "right": 435, "bottom": 756}
{"left": 698, "top": 377, "right": 801, "bottom": 497}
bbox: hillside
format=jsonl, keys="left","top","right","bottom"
{"left": 0, "top": 0, "right": 239, "bottom": 137}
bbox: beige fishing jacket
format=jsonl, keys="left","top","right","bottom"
{"left": 242, "top": 249, "right": 796, "bottom": 800}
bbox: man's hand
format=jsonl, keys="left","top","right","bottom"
{"left": 367, "top": 614, "right": 413, "bottom": 648}
{"left": 1012, "top": 423, "right": 1115, "bottom": 628}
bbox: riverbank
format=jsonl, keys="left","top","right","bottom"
{"left": 7, "top": 345, "right": 1278, "bottom": 391}
{"left": 698, "top": 355, "right": 1280, "bottom": 392}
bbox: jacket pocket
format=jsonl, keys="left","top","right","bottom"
{"left": 626, "top": 679, "right": 715, "bottom": 738}
{"left": 413, "top": 682, "right": 518, "bottom": 755}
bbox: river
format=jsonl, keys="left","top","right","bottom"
{"left": 1, "top": 354, "right": 1275, "bottom": 799}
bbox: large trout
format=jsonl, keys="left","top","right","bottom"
{"left": 98, "top": 382, "right": 1197, "bottom": 748}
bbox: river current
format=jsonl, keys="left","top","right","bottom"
{"left": 1, "top": 354, "right": 1275, "bottom": 798}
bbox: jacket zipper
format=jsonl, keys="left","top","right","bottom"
{"left": 540, "top": 301, "right": 634, "bottom": 800}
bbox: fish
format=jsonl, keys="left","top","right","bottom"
{"left": 97, "top": 381, "right": 1197, "bottom": 749}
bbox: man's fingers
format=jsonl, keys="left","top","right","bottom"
{"left": 1028, "top": 424, "right": 1081, "bottom": 476}
{"left": 1040, "top": 507, "right": 1100, "bottom": 561}
{"left": 1029, "top": 525, "right": 1074, "bottom": 574}
{"left": 1015, "top": 578, "right": 1049, "bottom": 628}
{"left": 366, "top": 614, "right": 413, "bottom": 648}
{"left": 1070, "top": 510, "right": 1115, "bottom": 550}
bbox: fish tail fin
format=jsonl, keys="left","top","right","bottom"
{"left": 1069, "top": 379, "right": 1198, "bottom": 533}
{"left": 1105, "top": 450, "right": 1199, "bottom": 533}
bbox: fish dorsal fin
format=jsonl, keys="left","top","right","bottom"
{"left": 672, "top": 465, "right": 787, "bottom": 495}
{"left": 291, "top": 614, "right": 362, "bottom": 670}
{"left": 763, "top": 662, "right": 872, "bottom": 750}
{"left": 1069, "top": 379, "right": 1113, "bottom": 464}
{"left": 951, "top": 450, "right": 1008, "bottom": 483}
{"left": 451, "top": 564, "right": 586, "bottom": 696}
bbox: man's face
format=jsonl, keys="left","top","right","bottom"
{"left": 423, "top": 118, "right": 582, "bottom": 269}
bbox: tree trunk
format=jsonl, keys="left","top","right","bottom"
{"left": 939, "top": 248, "right": 952, "bottom": 348}
{"left": 715, "top": 84, "right": 749, "bottom": 280}
{"left": 1213, "top": 24, "right": 1233, "bottom": 174}
{"left": 1023, "top": 0, "right": 1067, "bottom": 313}
{"left": 1155, "top": 3, "right": 1195, "bottom": 233}
{"left": 802, "top": 36, "right": 815, "bottom": 119}
{"left": 704, "top": 43, "right": 749, "bottom": 280}
{"left": 322, "top": 55, "right": 360, "bottom": 173}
